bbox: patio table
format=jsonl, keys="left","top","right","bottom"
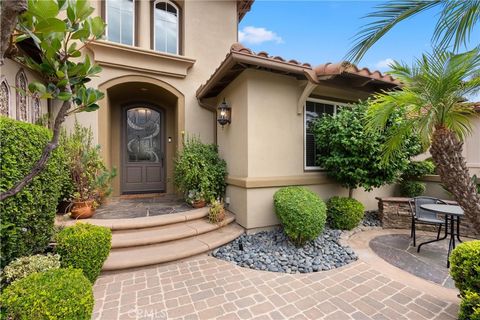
{"left": 418, "top": 204, "right": 464, "bottom": 267}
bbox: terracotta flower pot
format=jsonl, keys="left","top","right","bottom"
{"left": 70, "top": 200, "right": 95, "bottom": 219}
{"left": 192, "top": 199, "right": 206, "bottom": 208}
{"left": 216, "top": 208, "right": 226, "bottom": 222}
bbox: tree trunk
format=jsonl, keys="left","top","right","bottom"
{"left": 0, "top": 0, "right": 28, "bottom": 65}
{"left": 348, "top": 188, "right": 354, "bottom": 198}
{"left": 430, "top": 126, "right": 480, "bottom": 234}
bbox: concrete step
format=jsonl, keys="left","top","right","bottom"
{"left": 55, "top": 207, "right": 209, "bottom": 231}
{"left": 102, "top": 223, "right": 244, "bottom": 271}
{"left": 111, "top": 212, "right": 236, "bottom": 248}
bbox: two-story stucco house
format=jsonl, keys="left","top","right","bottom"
{"left": 1, "top": 0, "right": 479, "bottom": 233}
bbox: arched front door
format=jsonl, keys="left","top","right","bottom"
{"left": 122, "top": 104, "right": 166, "bottom": 193}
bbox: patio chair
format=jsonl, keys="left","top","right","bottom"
{"left": 409, "top": 196, "right": 447, "bottom": 247}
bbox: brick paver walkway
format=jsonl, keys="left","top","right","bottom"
{"left": 93, "top": 254, "right": 459, "bottom": 320}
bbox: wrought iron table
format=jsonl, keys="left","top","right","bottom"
{"left": 418, "top": 204, "right": 464, "bottom": 267}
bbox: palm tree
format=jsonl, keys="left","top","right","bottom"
{"left": 346, "top": 0, "right": 480, "bottom": 63}
{"left": 367, "top": 49, "right": 480, "bottom": 232}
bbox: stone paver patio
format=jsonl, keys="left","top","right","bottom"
{"left": 93, "top": 229, "right": 460, "bottom": 320}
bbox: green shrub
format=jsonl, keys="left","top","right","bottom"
{"left": 399, "top": 180, "right": 426, "bottom": 197}
{"left": 326, "top": 196, "right": 365, "bottom": 230}
{"left": 273, "top": 187, "right": 327, "bottom": 246}
{"left": 55, "top": 223, "right": 112, "bottom": 283}
{"left": 0, "top": 268, "right": 93, "bottom": 320}
{"left": 449, "top": 240, "right": 480, "bottom": 294}
{"left": 459, "top": 290, "right": 480, "bottom": 320}
{"left": 402, "top": 160, "right": 436, "bottom": 179}
{"left": 0, "top": 117, "right": 68, "bottom": 268}
{"left": 2, "top": 253, "right": 61, "bottom": 285}
{"left": 174, "top": 135, "right": 227, "bottom": 202}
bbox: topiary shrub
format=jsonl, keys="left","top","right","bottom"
{"left": 273, "top": 187, "right": 327, "bottom": 246}
{"left": 2, "top": 253, "right": 61, "bottom": 285}
{"left": 449, "top": 240, "right": 480, "bottom": 294}
{"left": 326, "top": 196, "right": 365, "bottom": 230}
{"left": 55, "top": 223, "right": 111, "bottom": 283}
{"left": 459, "top": 290, "right": 480, "bottom": 320}
{"left": 399, "top": 180, "right": 426, "bottom": 197}
{"left": 0, "top": 268, "right": 93, "bottom": 320}
{"left": 174, "top": 135, "right": 227, "bottom": 203}
{"left": 0, "top": 117, "right": 68, "bottom": 268}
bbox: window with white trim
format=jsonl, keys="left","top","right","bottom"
{"left": 304, "top": 99, "right": 345, "bottom": 170}
{"left": 153, "top": 0, "right": 179, "bottom": 55}
{"left": 105, "top": 0, "right": 135, "bottom": 46}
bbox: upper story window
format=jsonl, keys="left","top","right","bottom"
{"left": 105, "top": 0, "right": 135, "bottom": 46}
{"left": 153, "top": 0, "right": 179, "bottom": 55}
{"left": 304, "top": 98, "right": 345, "bottom": 170}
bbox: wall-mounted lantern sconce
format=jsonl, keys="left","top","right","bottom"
{"left": 217, "top": 98, "right": 231, "bottom": 128}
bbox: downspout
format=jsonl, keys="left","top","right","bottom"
{"left": 197, "top": 97, "right": 218, "bottom": 144}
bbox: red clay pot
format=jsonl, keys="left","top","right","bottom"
{"left": 70, "top": 200, "right": 95, "bottom": 219}
{"left": 192, "top": 199, "right": 206, "bottom": 208}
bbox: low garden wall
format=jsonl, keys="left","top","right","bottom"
{"left": 377, "top": 197, "right": 479, "bottom": 239}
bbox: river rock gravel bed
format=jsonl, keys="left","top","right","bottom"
{"left": 212, "top": 228, "right": 358, "bottom": 274}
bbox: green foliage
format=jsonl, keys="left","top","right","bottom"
{"left": 459, "top": 290, "right": 480, "bottom": 320}
{"left": 326, "top": 196, "right": 365, "bottom": 230}
{"left": 55, "top": 223, "right": 112, "bottom": 283}
{"left": 0, "top": 268, "right": 94, "bottom": 320}
{"left": 449, "top": 240, "right": 480, "bottom": 294}
{"left": 273, "top": 187, "right": 327, "bottom": 246}
{"left": 174, "top": 135, "right": 228, "bottom": 202}
{"left": 402, "top": 160, "right": 436, "bottom": 179}
{"left": 13, "top": 0, "right": 106, "bottom": 114}
{"left": 0, "top": 117, "right": 68, "bottom": 268}
{"left": 60, "top": 121, "right": 113, "bottom": 202}
{"left": 208, "top": 199, "right": 225, "bottom": 224}
{"left": 313, "top": 102, "right": 420, "bottom": 194}
{"left": 2, "top": 253, "right": 61, "bottom": 285}
{"left": 399, "top": 180, "right": 426, "bottom": 198}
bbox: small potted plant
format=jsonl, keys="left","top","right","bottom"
{"left": 208, "top": 199, "right": 226, "bottom": 224}
{"left": 188, "top": 190, "right": 206, "bottom": 208}
{"left": 94, "top": 167, "right": 117, "bottom": 205}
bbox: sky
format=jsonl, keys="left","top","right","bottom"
{"left": 238, "top": 1, "right": 480, "bottom": 73}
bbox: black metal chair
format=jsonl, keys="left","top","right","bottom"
{"left": 408, "top": 196, "right": 447, "bottom": 247}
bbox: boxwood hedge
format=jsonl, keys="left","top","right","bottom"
{"left": 0, "top": 117, "right": 68, "bottom": 268}
{"left": 450, "top": 240, "right": 480, "bottom": 294}
{"left": 273, "top": 186, "right": 326, "bottom": 246}
{"left": 0, "top": 268, "right": 93, "bottom": 320}
{"left": 327, "top": 196, "right": 365, "bottom": 230}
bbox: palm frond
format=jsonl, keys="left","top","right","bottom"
{"left": 345, "top": 0, "right": 440, "bottom": 63}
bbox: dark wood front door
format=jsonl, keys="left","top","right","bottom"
{"left": 122, "top": 105, "right": 165, "bottom": 193}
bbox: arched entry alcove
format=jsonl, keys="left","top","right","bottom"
{"left": 98, "top": 75, "right": 185, "bottom": 195}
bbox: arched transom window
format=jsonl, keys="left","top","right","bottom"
{"left": 32, "top": 95, "right": 40, "bottom": 124}
{"left": 153, "top": 0, "right": 179, "bottom": 55}
{"left": 0, "top": 79, "right": 10, "bottom": 116}
{"left": 16, "top": 70, "right": 28, "bottom": 122}
{"left": 106, "top": 0, "right": 135, "bottom": 46}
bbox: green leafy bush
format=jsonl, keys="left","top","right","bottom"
{"left": 399, "top": 180, "right": 426, "bottom": 197}
{"left": 449, "top": 240, "right": 480, "bottom": 294}
{"left": 0, "top": 268, "right": 93, "bottom": 320}
{"left": 55, "top": 223, "right": 112, "bottom": 283}
{"left": 0, "top": 117, "right": 68, "bottom": 268}
{"left": 273, "top": 187, "right": 327, "bottom": 246}
{"left": 326, "top": 196, "right": 365, "bottom": 230}
{"left": 174, "top": 135, "right": 227, "bottom": 202}
{"left": 2, "top": 253, "right": 61, "bottom": 285}
{"left": 402, "top": 160, "right": 435, "bottom": 179}
{"left": 459, "top": 290, "right": 480, "bottom": 320}
{"left": 312, "top": 102, "right": 421, "bottom": 196}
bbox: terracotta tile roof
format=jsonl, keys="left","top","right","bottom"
{"left": 197, "top": 43, "right": 400, "bottom": 99}
{"left": 238, "top": 0, "right": 254, "bottom": 21}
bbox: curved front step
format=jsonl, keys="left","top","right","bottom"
{"left": 111, "top": 213, "right": 235, "bottom": 248}
{"left": 102, "top": 223, "right": 244, "bottom": 271}
{"left": 55, "top": 207, "right": 209, "bottom": 231}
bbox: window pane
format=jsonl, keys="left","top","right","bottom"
{"left": 305, "top": 100, "right": 338, "bottom": 169}
{"left": 154, "top": 1, "right": 178, "bottom": 54}
{"left": 107, "top": 0, "right": 134, "bottom": 45}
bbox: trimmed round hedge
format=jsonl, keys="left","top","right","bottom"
{"left": 327, "top": 196, "right": 365, "bottom": 230}
{"left": 459, "top": 290, "right": 480, "bottom": 320}
{"left": 0, "top": 117, "right": 68, "bottom": 268}
{"left": 0, "top": 268, "right": 94, "bottom": 320}
{"left": 55, "top": 223, "right": 112, "bottom": 283}
{"left": 399, "top": 180, "right": 426, "bottom": 197}
{"left": 273, "top": 187, "right": 326, "bottom": 246}
{"left": 449, "top": 240, "right": 480, "bottom": 294}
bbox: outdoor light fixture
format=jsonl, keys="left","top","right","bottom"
{"left": 217, "top": 98, "right": 231, "bottom": 128}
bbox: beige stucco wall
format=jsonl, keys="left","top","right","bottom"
{"left": 464, "top": 116, "right": 480, "bottom": 176}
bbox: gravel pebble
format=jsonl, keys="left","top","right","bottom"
{"left": 212, "top": 227, "right": 358, "bottom": 274}
{"left": 362, "top": 210, "right": 382, "bottom": 227}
